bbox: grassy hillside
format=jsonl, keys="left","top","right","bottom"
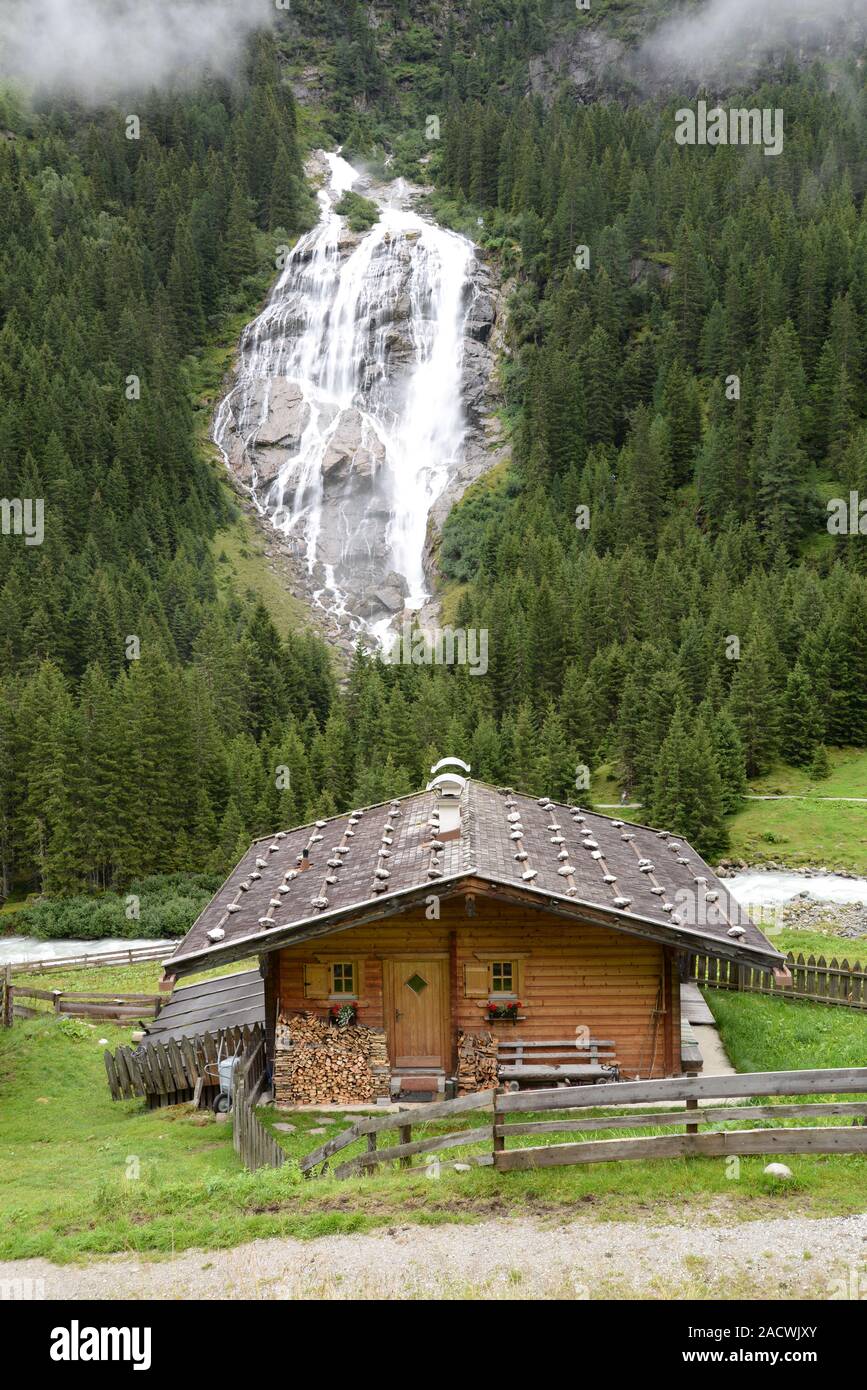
{"left": 729, "top": 750, "right": 867, "bottom": 872}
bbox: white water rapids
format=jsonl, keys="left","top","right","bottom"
{"left": 214, "top": 152, "right": 476, "bottom": 640}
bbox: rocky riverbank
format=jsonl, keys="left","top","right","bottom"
{"left": 775, "top": 895, "right": 867, "bottom": 942}
{"left": 717, "top": 860, "right": 865, "bottom": 881}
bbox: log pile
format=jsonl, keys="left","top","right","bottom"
{"left": 274, "top": 1011, "right": 390, "bottom": 1105}
{"left": 456, "top": 1029, "right": 498, "bottom": 1094}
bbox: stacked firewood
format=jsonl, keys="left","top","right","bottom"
{"left": 274, "top": 1011, "right": 390, "bottom": 1105}
{"left": 456, "top": 1029, "right": 498, "bottom": 1094}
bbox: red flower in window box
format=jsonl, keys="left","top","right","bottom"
{"left": 486, "top": 1000, "right": 520, "bottom": 1020}
{"left": 329, "top": 1002, "right": 357, "bottom": 1027}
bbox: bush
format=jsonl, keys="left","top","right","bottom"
{"left": 16, "top": 874, "right": 220, "bottom": 941}
{"left": 334, "top": 190, "right": 380, "bottom": 233}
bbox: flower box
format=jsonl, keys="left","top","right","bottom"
{"left": 486, "top": 1000, "right": 522, "bottom": 1022}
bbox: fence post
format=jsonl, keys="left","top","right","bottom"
{"left": 2, "top": 965, "right": 11, "bottom": 1027}
{"left": 685, "top": 1097, "right": 699, "bottom": 1135}
{"left": 399, "top": 1124, "right": 412, "bottom": 1168}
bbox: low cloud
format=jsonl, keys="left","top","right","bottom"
{"left": 0, "top": 0, "right": 274, "bottom": 102}
{"left": 642, "top": 0, "right": 864, "bottom": 78}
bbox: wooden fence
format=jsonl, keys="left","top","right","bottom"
{"left": 104, "top": 1023, "right": 262, "bottom": 1108}
{"left": 300, "top": 1089, "right": 496, "bottom": 1180}
{"left": 8, "top": 942, "right": 171, "bottom": 976}
{"left": 299, "top": 1068, "right": 867, "bottom": 1179}
{"left": 691, "top": 950, "right": 866, "bottom": 1008}
{"left": 493, "top": 1068, "right": 867, "bottom": 1170}
{"left": 232, "top": 1036, "right": 285, "bottom": 1172}
{"left": 8, "top": 983, "right": 162, "bottom": 1024}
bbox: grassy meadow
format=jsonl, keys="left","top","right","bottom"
{"left": 1, "top": 961, "right": 865, "bottom": 1264}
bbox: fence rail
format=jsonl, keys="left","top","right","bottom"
{"left": 8, "top": 984, "right": 162, "bottom": 1024}
{"left": 300, "top": 1089, "right": 496, "bottom": 1180}
{"left": 691, "top": 950, "right": 866, "bottom": 1008}
{"left": 6, "top": 942, "right": 172, "bottom": 976}
{"left": 104, "top": 1023, "right": 261, "bottom": 1108}
{"left": 493, "top": 1067, "right": 867, "bottom": 1171}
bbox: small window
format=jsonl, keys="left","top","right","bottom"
{"left": 491, "top": 961, "right": 515, "bottom": 995}
{"left": 331, "top": 962, "right": 356, "bottom": 995}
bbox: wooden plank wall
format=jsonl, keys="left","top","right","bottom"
{"left": 276, "top": 897, "right": 677, "bottom": 1079}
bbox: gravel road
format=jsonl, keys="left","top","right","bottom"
{"left": 4, "top": 1214, "right": 866, "bottom": 1300}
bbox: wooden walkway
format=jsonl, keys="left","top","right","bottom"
{"left": 681, "top": 981, "right": 716, "bottom": 1025}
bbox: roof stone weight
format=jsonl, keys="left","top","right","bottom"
{"left": 165, "top": 775, "right": 783, "bottom": 976}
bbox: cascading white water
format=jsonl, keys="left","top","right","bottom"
{"left": 214, "top": 151, "right": 475, "bottom": 638}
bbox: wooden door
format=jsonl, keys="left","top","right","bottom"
{"left": 385, "top": 959, "right": 447, "bottom": 1069}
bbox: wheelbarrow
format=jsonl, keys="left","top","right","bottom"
{"left": 204, "top": 1037, "right": 241, "bottom": 1113}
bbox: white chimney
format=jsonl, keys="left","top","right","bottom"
{"left": 426, "top": 757, "right": 470, "bottom": 838}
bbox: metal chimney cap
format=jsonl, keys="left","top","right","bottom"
{"left": 429, "top": 756, "right": 471, "bottom": 777}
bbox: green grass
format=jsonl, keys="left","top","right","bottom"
{"left": 209, "top": 509, "right": 312, "bottom": 640}
{"left": 587, "top": 749, "right": 867, "bottom": 867}
{"left": 0, "top": 898, "right": 30, "bottom": 919}
{"left": 709, "top": 989, "right": 867, "bottom": 1074}
{"left": 588, "top": 761, "right": 649, "bottom": 819}
{"left": 770, "top": 928, "right": 867, "bottom": 960}
{"left": 1, "top": 977, "right": 866, "bottom": 1262}
{"left": 8, "top": 958, "right": 257, "bottom": 999}
{"left": 586, "top": 749, "right": 867, "bottom": 869}
{"left": 745, "top": 747, "right": 867, "bottom": 799}
{"left": 728, "top": 795, "right": 867, "bottom": 873}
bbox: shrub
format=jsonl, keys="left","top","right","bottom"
{"left": 16, "top": 874, "right": 221, "bottom": 941}
{"left": 334, "top": 190, "right": 379, "bottom": 233}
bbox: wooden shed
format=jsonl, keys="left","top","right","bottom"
{"left": 164, "top": 764, "right": 784, "bottom": 1103}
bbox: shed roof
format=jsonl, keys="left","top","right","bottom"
{"left": 144, "top": 969, "right": 264, "bottom": 1043}
{"left": 164, "top": 780, "right": 783, "bottom": 977}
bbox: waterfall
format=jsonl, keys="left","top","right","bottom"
{"left": 214, "top": 151, "right": 476, "bottom": 640}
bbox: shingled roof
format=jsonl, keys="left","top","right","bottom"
{"left": 164, "top": 780, "right": 784, "bottom": 977}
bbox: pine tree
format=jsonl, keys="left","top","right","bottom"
{"left": 710, "top": 707, "right": 747, "bottom": 814}
{"left": 727, "top": 630, "right": 782, "bottom": 777}
{"left": 224, "top": 182, "right": 257, "bottom": 286}
{"left": 650, "top": 709, "right": 729, "bottom": 860}
{"left": 780, "top": 665, "right": 824, "bottom": 765}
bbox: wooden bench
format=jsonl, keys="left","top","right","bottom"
{"left": 497, "top": 1038, "right": 620, "bottom": 1090}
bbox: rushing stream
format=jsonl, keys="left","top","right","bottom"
{"left": 214, "top": 152, "right": 477, "bottom": 639}
{"left": 726, "top": 872, "right": 867, "bottom": 908}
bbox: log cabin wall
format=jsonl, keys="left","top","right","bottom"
{"left": 272, "top": 895, "right": 681, "bottom": 1081}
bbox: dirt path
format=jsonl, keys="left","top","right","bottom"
{"left": 4, "top": 1214, "right": 865, "bottom": 1300}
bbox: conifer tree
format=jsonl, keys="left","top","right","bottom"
{"left": 780, "top": 664, "right": 824, "bottom": 765}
